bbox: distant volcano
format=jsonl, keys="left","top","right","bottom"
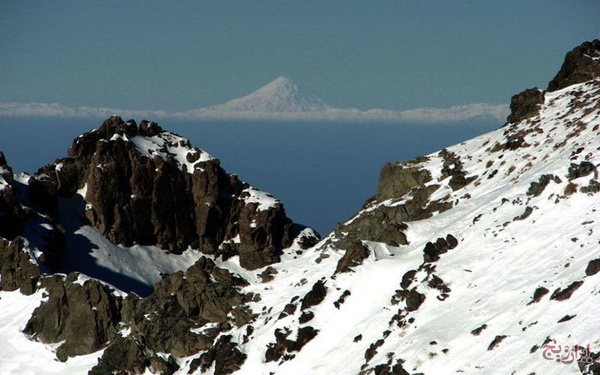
{"left": 0, "top": 76, "right": 510, "bottom": 123}
{"left": 209, "top": 76, "right": 331, "bottom": 113}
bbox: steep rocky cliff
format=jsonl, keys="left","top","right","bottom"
{"left": 30, "top": 117, "right": 316, "bottom": 270}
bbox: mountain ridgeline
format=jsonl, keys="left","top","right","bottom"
{"left": 0, "top": 39, "right": 600, "bottom": 374}
{"left": 31, "top": 118, "right": 318, "bottom": 270}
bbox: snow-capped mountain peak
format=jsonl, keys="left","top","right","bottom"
{"left": 210, "top": 76, "right": 331, "bottom": 113}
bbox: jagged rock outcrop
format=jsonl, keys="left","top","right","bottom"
{"left": 0, "top": 237, "right": 40, "bottom": 295}
{"left": 88, "top": 257, "right": 252, "bottom": 373}
{"left": 548, "top": 39, "right": 600, "bottom": 91}
{"left": 89, "top": 336, "right": 180, "bottom": 375}
{"left": 23, "top": 273, "right": 123, "bottom": 361}
{"left": 33, "top": 116, "right": 308, "bottom": 270}
{"left": 506, "top": 88, "right": 545, "bottom": 125}
{"left": 0, "top": 152, "right": 27, "bottom": 239}
{"left": 377, "top": 159, "right": 431, "bottom": 201}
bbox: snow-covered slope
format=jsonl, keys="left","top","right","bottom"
{"left": 191, "top": 78, "right": 600, "bottom": 375}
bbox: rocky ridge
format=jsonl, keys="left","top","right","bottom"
{"left": 31, "top": 117, "right": 316, "bottom": 270}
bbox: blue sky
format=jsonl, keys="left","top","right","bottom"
{"left": 1, "top": 1, "right": 598, "bottom": 112}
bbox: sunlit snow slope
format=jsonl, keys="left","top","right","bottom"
{"left": 207, "top": 79, "right": 600, "bottom": 375}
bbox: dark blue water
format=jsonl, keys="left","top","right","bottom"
{"left": 0, "top": 117, "right": 497, "bottom": 234}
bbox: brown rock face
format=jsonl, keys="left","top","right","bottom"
{"left": 377, "top": 162, "right": 432, "bottom": 201}
{"left": 23, "top": 273, "right": 123, "bottom": 362}
{"left": 36, "top": 116, "right": 307, "bottom": 270}
{"left": 506, "top": 88, "right": 545, "bottom": 125}
{"left": 0, "top": 152, "right": 27, "bottom": 240}
{"left": 0, "top": 237, "right": 41, "bottom": 295}
{"left": 89, "top": 257, "right": 252, "bottom": 373}
{"left": 548, "top": 39, "right": 600, "bottom": 92}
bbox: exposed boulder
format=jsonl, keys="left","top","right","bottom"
{"left": 197, "top": 335, "right": 247, "bottom": 375}
{"left": 377, "top": 162, "right": 432, "bottom": 201}
{"left": 439, "top": 149, "right": 475, "bottom": 191}
{"left": 24, "top": 273, "right": 122, "bottom": 361}
{"left": 550, "top": 281, "right": 584, "bottom": 301}
{"left": 335, "top": 241, "right": 370, "bottom": 274}
{"left": 423, "top": 235, "right": 459, "bottom": 263}
{"left": 402, "top": 288, "right": 426, "bottom": 312}
{"left": 506, "top": 88, "right": 545, "bottom": 125}
{"left": 301, "top": 280, "right": 327, "bottom": 310}
{"left": 548, "top": 39, "right": 600, "bottom": 92}
{"left": 527, "top": 174, "right": 562, "bottom": 197}
{"left": 89, "top": 336, "right": 179, "bottom": 375}
{"left": 488, "top": 335, "right": 508, "bottom": 351}
{"left": 0, "top": 237, "right": 41, "bottom": 295}
{"left": 335, "top": 209, "right": 410, "bottom": 251}
{"left": 265, "top": 326, "right": 319, "bottom": 363}
{"left": 529, "top": 286, "right": 550, "bottom": 304}
{"left": 237, "top": 194, "right": 295, "bottom": 270}
{"left": 0, "top": 152, "right": 27, "bottom": 240}
{"left": 567, "top": 161, "right": 596, "bottom": 180}
{"left": 585, "top": 258, "right": 600, "bottom": 276}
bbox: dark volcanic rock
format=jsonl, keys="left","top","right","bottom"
{"left": 550, "top": 281, "right": 584, "bottom": 301}
{"left": 377, "top": 162, "right": 432, "bottom": 201}
{"left": 128, "top": 257, "right": 251, "bottom": 357}
{"left": 404, "top": 288, "right": 426, "bottom": 312}
{"left": 529, "top": 286, "right": 550, "bottom": 304}
{"left": 237, "top": 194, "right": 295, "bottom": 270}
{"left": 423, "top": 235, "right": 459, "bottom": 263}
{"left": 527, "top": 174, "right": 562, "bottom": 197}
{"left": 33, "top": 116, "right": 308, "bottom": 270}
{"left": 301, "top": 280, "right": 327, "bottom": 310}
{"left": 488, "top": 335, "right": 508, "bottom": 351}
{"left": 24, "top": 273, "right": 122, "bottom": 361}
{"left": 335, "top": 241, "right": 370, "bottom": 274}
{"left": 0, "top": 152, "right": 27, "bottom": 239}
{"left": 506, "top": 88, "right": 545, "bottom": 125}
{"left": 198, "top": 335, "right": 247, "bottom": 375}
{"left": 439, "top": 149, "right": 475, "bottom": 191}
{"left": 89, "top": 336, "right": 179, "bottom": 375}
{"left": 586, "top": 258, "right": 600, "bottom": 276}
{"left": 548, "top": 39, "right": 600, "bottom": 92}
{"left": 265, "top": 326, "right": 319, "bottom": 363}
{"left": 567, "top": 161, "right": 596, "bottom": 180}
{"left": 0, "top": 237, "right": 41, "bottom": 295}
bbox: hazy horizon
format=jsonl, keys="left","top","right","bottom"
{"left": 2, "top": 1, "right": 598, "bottom": 112}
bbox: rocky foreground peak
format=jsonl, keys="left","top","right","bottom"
{"left": 30, "top": 116, "right": 317, "bottom": 270}
{"left": 548, "top": 39, "right": 600, "bottom": 92}
{"left": 1, "top": 41, "right": 600, "bottom": 374}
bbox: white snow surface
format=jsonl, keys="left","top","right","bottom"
{"left": 241, "top": 187, "right": 281, "bottom": 211}
{"left": 128, "top": 131, "right": 213, "bottom": 174}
